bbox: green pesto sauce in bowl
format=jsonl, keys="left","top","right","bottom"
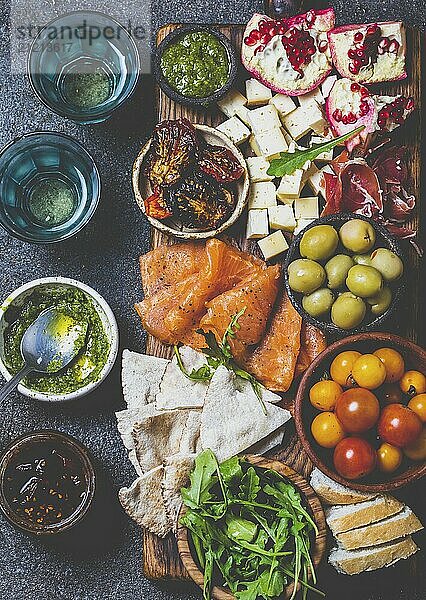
{"left": 160, "top": 31, "right": 230, "bottom": 98}
{"left": 3, "top": 287, "right": 110, "bottom": 395}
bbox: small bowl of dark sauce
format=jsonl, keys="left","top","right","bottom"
{"left": 153, "top": 26, "right": 238, "bottom": 108}
{"left": 0, "top": 430, "right": 95, "bottom": 534}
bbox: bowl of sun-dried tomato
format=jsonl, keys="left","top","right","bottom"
{"left": 132, "top": 118, "right": 249, "bottom": 239}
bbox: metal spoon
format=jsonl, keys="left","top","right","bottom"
{"left": 0, "top": 307, "right": 88, "bottom": 401}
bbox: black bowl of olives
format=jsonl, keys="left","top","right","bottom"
{"left": 284, "top": 214, "right": 405, "bottom": 337}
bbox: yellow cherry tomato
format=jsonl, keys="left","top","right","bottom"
{"left": 403, "top": 427, "right": 426, "bottom": 461}
{"left": 373, "top": 348, "right": 405, "bottom": 383}
{"left": 309, "top": 380, "right": 343, "bottom": 411}
{"left": 330, "top": 351, "right": 361, "bottom": 387}
{"left": 311, "top": 412, "right": 346, "bottom": 448}
{"left": 352, "top": 354, "right": 387, "bottom": 390}
{"left": 400, "top": 370, "right": 426, "bottom": 396}
{"left": 377, "top": 442, "right": 403, "bottom": 473}
{"left": 408, "top": 394, "right": 426, "bottom": 422}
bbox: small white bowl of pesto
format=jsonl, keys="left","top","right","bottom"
{"left": 0, "top": 278, "right": 119, "bottom": 402}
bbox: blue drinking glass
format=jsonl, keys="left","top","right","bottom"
{"left": 28, "top": 11, "right": 140, "bottom": 123}
{"left": 0, "top": 132, "right": 100, "bottom": 243}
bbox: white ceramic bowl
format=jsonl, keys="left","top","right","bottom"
{"left": 0, "top": 277, "right": 119, "bottom": 402}
{"left": 132, "top": 124, "right": 249, "bottom": 240}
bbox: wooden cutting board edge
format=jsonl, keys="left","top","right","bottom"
{"left": 142, "top": 23, "right": 425, "bottom": 582}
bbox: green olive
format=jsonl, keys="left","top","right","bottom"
{"left": 302, "top": 288, "right": 334, "bottom": 317}
{"left": 288, "top": 259, "right": 326, "bottom": 294}
{"left": 370, "top": 248, "right": 404, "bottom": 282}
{"left": 367, "top": 286, "right": 393, "bottom": 316}
{"left": 346, "top": 265, "right": 383, "bottom": 298}
{"left": 331, "top": 292, "right": 366, "bottom": 329}
{"left": 299, "top": 225, "right": 339, "bottom": 261}
{"left": 325, "top": 254, "right": 354, "bottom": 289}
{"left": 339, "top": 219, "right": 376, "bottom": 253}
{"left": 353, "top": 254, "right": 373, "bottom": 267}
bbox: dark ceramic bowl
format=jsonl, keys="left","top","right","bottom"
{"left": 0, "top": 430, "right": 96, "bottom": 534}
{"left": 153, "top": 25, "right": 238, "bottom": 108}
{"left": 284, "top": 213, "right": 405, "bottom": 337}
{"left": 295, "top": 333, "right": 426, "bottom": 492}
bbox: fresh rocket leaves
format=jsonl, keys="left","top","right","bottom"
{"left": 174, "top": 308, "right": 266, "bottom": 413}
{"left": 180, "top": 451, "right": 324, "bottom": 600}
{"left": 267, "top": 126, "right": 365, "bottom": 177}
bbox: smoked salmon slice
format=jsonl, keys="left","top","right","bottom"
{"left": 244, "top": 292, "right": 302, "bottom": 393}
{"left": 199, "top": 265, "right": 281, "bottom": 361}
{"left": 294, "top": 323, "right": 327, "bottom": 378}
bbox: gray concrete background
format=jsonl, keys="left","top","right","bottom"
{"left": 0, "top": 2, "right": 425, "bottom": 599}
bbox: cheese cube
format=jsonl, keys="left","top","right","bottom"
{"left": 246, "top": 209, "right": 269, "bottom": 239}
{"left": 248, "top": 105, "right": 282, "bottom": 136}
{"left": 294, "top": 196, "right": 319, "bottom": 220}
{"left": 217, "top": 89, "right": 247, "bottom": 118}
{"left": 248, "top": 181, "right": 277, "bottom": 209}
{"left": 258, "top": 231, "right": 289, "bottom": 260}
{"left": 298, "top": 87, "right": 324, "bottom": 107}
{"left": 235, "top": 105, "right": 252, "bottom": 126}
{"left": 216, "top": 116, "right": 250, "bottom": 145}
{"left": 246, "top": 79, "right": 272, "bottom": 106}
{"left": 269, "top": 94, "right": 297, "bottom": 117}
{"left": 302, "top": 162, "right": 319, "bottom": 185}
{"left": 294, "top": 219, "right": 315, "bottom": 236}
{"left": 249, "top": 129, "right": 288, "bottom": 160}
{"left": 246, "top": 156, "right": 273, "bottom": 182}
{"left": 308, "top": 165, "right": 334, "bottom": 197}
{"left": 282, "top": 107, "right": 312, "bottom": 140}
{"left": 276, "top": 170, "right": 304, "bottom": 203}
{"left": 303, "top": 101, "right": 328, "bottom": 135}
{"left": 321, "top": 75, "right": 338, "bottom": 99}
{"left": 268, "top": 205, "right": 296, "bottom": 232}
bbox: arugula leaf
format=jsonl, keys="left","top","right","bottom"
{"left": 181, "top": 449, "right": 220, "bottom": 508}
{"left": 240, "top": 467, "right": 261, "bottom": 502}
{"left": 267, "top": 126, "right": 364, "bottom": 177}
{"left": 226, "top": 515, "right": 258, "bottom": 543}
{"left": 220, "top": 456, "right": 243, "bottom": 486}
{"left": 173, "top": 345, "right": 213, "bottom": 382}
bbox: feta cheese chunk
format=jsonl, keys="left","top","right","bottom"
{"left": 248, "top": 181, "right": 277, "bottom": 209}
{"left": 294, "top": 219, "right": 315, "bottom": 236}
{"left": 303, "top": 101, "right": 328, "bottom": 135}
{"left": 258, "top": 231, "right": 289, "bottom": 260}
{"left": 302, "top": 162, "right": 320, "bottom": 185}
{"left": 235, "top": 105, "right": 252, "bottom": 126}
{"left": 246, "top": 209, "right": 269, "bottom": 239}
{"left": 276, "top": 170, "right": 304, "bottom": 203}
{"left": 217, "top": 89, "right": 247, "bottom": 118}
{"left": 216, "top": 116, "right": 250, "bottom": 146}
{"left": 282, "top": 107, "right": 312, "bottom": 140}
{"left": 294, "top": 196, "right": 319, "bottom": 220}
{"left": 308, "top": 165, "right": 334, "bottom": 197}
{"left": 246, "top": 79, "right": 272, "bottom": 106}
{"left": 249, "top": 129, "right": 288, "bottom": 160}
{"left": 269, "top": 94, "right": 297, "bottom": 118}
{"left": 248, "top": 105, "right": 282, "bottom": 136}
{"left": 246, "top": 156, "right": 273, "bottom": 182}
{"left": 298, "top": 87, "right": 324, "bottom": 108}
{"left": 268, "top": 205, "right": 296, "bottom": 232}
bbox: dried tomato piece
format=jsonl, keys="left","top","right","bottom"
{"left": 144, "top": 188, "right": 172, "bottom": 220}
{"left": 198, "top": 144, "right": 245, "bottom": 183}
{"left": 146, "top": 119, "right": 197, "bottom": 188}
{"left": 166, "top": 173, "right": 235, "bottom": 229}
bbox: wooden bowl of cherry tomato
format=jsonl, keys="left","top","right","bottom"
{"left": 295, "top": 332, "right": 426, "bottom": 492}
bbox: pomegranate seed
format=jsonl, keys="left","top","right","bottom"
{"left": 394, "top": 96, "right": 404, "bottom": 105}
{"left": 244, "top": 35, "right": 257, "bottom": 46}
{"left": 379, "top": 37, "right": 390, "bottom": 49}
{"left": 318, "top": 40, "right": 328, "bottom": 52}
{"left": 254, "top": 45, "right": 265, "bottom": 55}
{"left": 307, "top": 46, "right": 315, "bottom": 55}
{"left": 377, "top": 46, "right": 386, "bottom": 55}
{"left": 259, "top": 34, "right": 270, "bottom": 44}
{"left": 353, "top": 58, "right": 362, "bottom": 68}
{"left": 380, "top": 110, "right": 390, "bottom": 119}
{"left": 361, "top": 87, "right": 369, "bottom": 97}
{"left": 354, "top": 32, "right": 364, "bottom": 43}
{"left": 360, "top": 104, "right": 370, "bottom": 116}
{"left": 306, "top": 10, "right": 315, "bottom": 25}
{"left": 388, "top": 39, "right": 400, "bottom": 53}
{"left": 346, "top": 112, "right": 356, "bottom": 123}
{"left": 356, "top": 48, "right": 366, "bottom": 59}
{"left": 351, "top": 82, "right": 361, "bottom": 92}
{"left": 342, "top": 115, "right": 349, "bottom": 125}
{"left": 268, "top": 26, "right": 277, "bottom": 37}
{"left": 395, "top": 116, "right": 405, "bottom": 124}
{"left": 349, "top": 62, "right": 359, "bottom": 74}
{"left": 333, "top": 109, "right": 342, "bottom": 122}
{"left": 278, "top": 25, "right": 287, "bottom": 34}
{"left": 366, "top": 23, "right": 379, "bottom": 36}
{"left": 348, "top": 49, "right": 357, "bottom": 59}
{"left": 405, "top": 97, "right": 414, "bottom": 110}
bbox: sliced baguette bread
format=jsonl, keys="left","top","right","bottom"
{"left": 329, "top": 536, "right": 419, "bottom": 575}
{"left": 310, "top": 468, "right": 376, "bottom": 505}
{"left": 326, "top": 495, "right": 405, "bottom": 535}
{"left": 336, "top": 506, "right": 423, "bottom": 551}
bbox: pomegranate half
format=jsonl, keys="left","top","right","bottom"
{"left": 241, "top": 9, "right": 335, "bottom": 96}
{"left": 328, "top": 21, "right": 407, "bottom": 84}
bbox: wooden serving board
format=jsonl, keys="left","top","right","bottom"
{"left": 142, "top": 12, "right": 425, "bottom": 586}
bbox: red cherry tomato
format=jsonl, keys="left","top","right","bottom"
{"left": 333, "top": 437, "right": 377, "bottom": 480}
{"left": 380, "top": 383, "right": 403, "bottom": 406}
{"left": 377, "top": 403, "right": 423, "bottom": 448}
{"left": 335, "top": 388, "right": 380, "bottom": 433}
